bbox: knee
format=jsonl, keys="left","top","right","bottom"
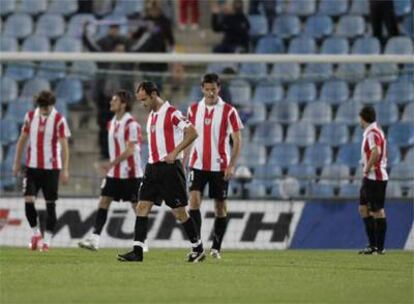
{"left": 189, "top": 192, "right": 202, "bottom": 210}
{"left": 173, "top": 207, "right": 189, "bottom": 223}
{"left": 214, "top": 200, "right": 227, "bottom": 217}
{"left": 99, "top": 197, "right": 111, "bottom": 209}
{"left": 371, "top": 209, "right": 385, "bottom": 218}
{"left": 358, "top": 206, "right": 368, "bottom": 218}
{"left": 136, "top": 202, "right": 150, "bottom": 216}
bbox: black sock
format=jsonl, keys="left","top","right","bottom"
{"left": 45, "top": 202, "right": 57, "bottom": 233}
{"left": 363, "top": 216, "right": 376, "bottom": 248}
{"left": 133, "top": 216, "right": 148, "bottom": 254}
{"left": 25, "top": 202, "right": 38, "bottom": 228}
{"left": 189, "top": 209, "right": 202, "bottom": 237}
{"left": 212, "top": 216, "right": 228, "bottom": 252}
{"left": 375, "top": 218, "right": 387, "bottom": 251}
{"left": 93, "top": 208, "right": 108, "bottom": 235}
{"left": 182, "top": 217, "right": 203, "bottom": 252}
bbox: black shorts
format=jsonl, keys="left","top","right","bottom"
{"left": 359, "top": 177, "right": 387, "bottom": 212}
{"left": 139, "top": 161, "right": 188, "bottom": 209}
{"left": 189, "top": 169, "right": 229, "bottom": 200}
{"left": 23, "top": 168, "right": 60, "bottom": 201}
{"left": 101, "top": 177, "right": 142, "bottom": 203}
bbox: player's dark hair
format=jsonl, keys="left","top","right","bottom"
{"left": 114, "top": 90, "right": 133, "bottom": 112}
{"left": 34, "top": 90, "right": 56, "bottom": 108}
{"left": 201, "top": 73, "right": 221, "bottom": 87}
{"left": 136, "top": 81, "right": 160, "bottom": 96}
{"left": 359, "top": 106, "right": 376, "bottom": 123}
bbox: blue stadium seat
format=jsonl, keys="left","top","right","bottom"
{"left": 390, "top": 161, "right": 414, "bottom": 188}
{"left": 335, "top": 101, "right": 363, "bottom": 125}
{"left": 4, "top": 13, "right": 33, "bottom": 39}
{"left": 70, "top": 61, "right": 97, "bottom": 80}
{"left": 255, "top": 35, "right": 285, "bottom": 53}
{"left": 306, "top": 183, "right": 335, "bottom": 198}
{"left": 5, "top": 98, "right": 34, "bottom": 123}
{"left": 22, "top": 35, "right": 50, "bottom": 52}
{"left": 97, "top": 14, "right": 129, "bottom": 37}
{"left": 286, "top": 122, "right": 316, "bottom": 146}
{"left": 402, "top": 102, "right": 414, "bottom": 122}
{"left": 268, "top": 144, "right": 300, "bottom": 167}
{"left": 351, "top": 127, "right": 363, "bottom": 144}
{"left": 336, "top": 15, "right": 365, "bottom": 38}
{"left": 349, "top": 0, "right": 369, "bottom": 15}
{"left": 0, "top": 0, "right": 16, "bottom": 17}
{"left": 54, "top": 36, "right": 82, "bottom": 52}
{"left": 303, "top": 63, "right": 333, "bottom": 81}
{"left": 339, "top": 182, "right": 361, "bottom": 197}
{"left": 37, "top": 61, "right": 66, "bottom": 81}
{"left": 274, "top": 177, "right": 301, "bottom": 198}
{"left": 319, "top": 80, "right": 349, "bottom": 104}
{"left": 246, "top": 180, "right": 268, "bottom": 198}
{"left": 352, "top": 37, "right": 381, "bottom": 54}
{"left": 387, "top": 144, "right": 401, "bottom": 166}
{"left": 386, "top": 181, "right": 403, "bottom": 198}
{"left": 21, "top": 78, "right": 51, "bottom": 98}
{"left": 388, "top": 123, "right": 414, "bottom": 147}
{"left": 67, "top": 14, "right": 96, "bottom": 37}
{"left": 385, "top": 37, "right": 414, "bottom": 54}
{"left": 288, "top": 36, "right": 317, "bottom": 54}
{"left": 336, "top": 63, "right": 366, "bottom": 82}
{"left": 248, "top": 15, "right": 268, "bottom": 37}
{"left": 253, "top": 83, "right": 284, "bottom": 105}
{"left": 337, "top": 143, "right": 361, "bottom": 168}
{"left": 252, "top": 122, "right": 283, "bottom": 146}
{"left": 269, "top": 102, "right": 299, "bottom": 123}
{"left": 113, "top": 0, "right": 144, "bottom": 16}
{"left": 36, "top": 14, "right": 65, "bottom": 38}
{"left": 0, "top": 77, "right": 18, "bottom": 103}
{"left": 186, "top": 85, "right": 203, "bottom": 103}
{"left": 55, "top": 100, "right": 68, "bottom": 118}
{"left": 375, "top": 103, "right": 399, "bottom": 126}
{"left": 92, "top": 0, "right": 113, "bottom": 16}
{"left": 253, "top": 164, "right": 282, "bottom": 180}
{"left": 303, "top": 143, "right": 333, "bottom": 167}
{"left": 302, "top": 101, "right": 332, "bottom": 124}
{"left": 321, "top": 37, "right": 349, "bottom": 54}
{"left": 286, "top": 82, "right": 317, "bottom": 103}
{"left": 206, "top": 62, "right": 237, "bottom": 74}
{"left": 394, "top": 0, "right": 412, "bottom": 16}
{"left": 286, "top": 0, "right": 316, "bottom": 16}
{"left": 288, "top": 164, "right": 316, "bottom": 188}
{"left": 47, "top": 0, "right": 78, "bottom": 16}
{"left": 401, "top": 13, "right": 414, "bottom": 38}
{"left": 239, "top": 145, "right": 267, "bottom": 166}
{"left": 320, "top": 164, "right": 350, "bottom": 186}
{"left": 5, "top": 63, "right": 35, "bottom": 81}
{"left": 229, "top": 80, "right": 252, "bottom": 106}
{"left": 319, "top": 122, "right": 349, "bottom": 146}
{"left": 318, "top": 0, "right": 348, "bottom": 16}
{"left": 0, "top": 119, "right": 19, "bottom": 144}
{"left": 270, "top": 63, "right": 300, "bottom": 82}
{"left": 55, "top": 78, "right": 83, "bottom": 105}
{"left": 385, "top": 80, "right": 414, "bottom": 104}
{"left": 19, "top": 0, "right": 47, "bottom": 15}
{"left": 304, "top": 15, "right": 333, "bottom": 39}
{"left": 239, "top": 63, "right": 267, "bottom": 80}
{"left": 405, "top": 147, "right": 414, "bottom": 162}
{"left": 370, "top": 63, "right": 399, "bottom": 82}
{"left": 353, "top": 79, "right": 382, "bottom": 103}
{"left": 272, "top": 15, "right": 300, "bottom": 38}
{"left": 0, "top": 36, "right": 18, "bottom": 52}
{"left": 247, "top": 104, "right": 266, "bottom": 125}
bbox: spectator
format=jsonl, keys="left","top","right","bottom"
{"left": 211, "top": 0, "right": 250, "bottom": 53}
{"left": 249, "top": 0, "right": 276, "bottom": 30}
{"left": 179, "top": 0, "right": 200, "bottom": 30}
{"left": 369, "top": 0, "right": 400, "bottom": 44}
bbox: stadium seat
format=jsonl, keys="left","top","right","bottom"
{"left": 206, "top": 62, "right": 237, "bottom": 74}
{"left": 5, "top": 63, "right": 35, "bottom": 82}
{"left": 274, "top": 177, "right": 301, "bottom": 198}
{"left": 401, "top": 13, "right": 414, "bottom": 38}
{"left": 386, "top": 181, "right": 403, "bottom": 198}
{"left": 252, "top": 122, "right": 283, "bottom": 146}
{"left": 185, "top": 85, "right": 203, "bottom": 104}
{"left": 70, "top": 61, "right": 97, "bottom": 80}
{"left": 92, "top": 0, "right": 113, "bottom": 16}
{"left": 268, "top": 144, "right": 300, "bottom": 167}
{"left": 405, "top": 147, "right": 414, "bottom": 162}
{"left": 0, "top": 36, "right": 18, "bottom": 52}
{"left": 97, "top": 14, "right": 129, "bottom": 37}
{"left": 303, "top": 143, "right": 333, "bottom": 167}
{"left": 54, "top": 36, "right": 82, "bottom": 52}
{"left": 287, "top": 164, "right": 316, "bottom": 188}
{"left": 286, "top": 0, "right": 316, "bottom": 16}
{"left": 286, "top": 121, "right": 316, "bottom": 146}
{"left": 352, "top": 37, "right": 381, "bottom": 54}
{"left": 306, "top": 183, "right": 335, "bottom": 198}
{"left": 269, "top": 102, "right": 299, "bottom": 123}
{"left": 385, "top": 37, "right": 414, "bottom": 54}
{"left": 4, "top": 13, "right": 33, "bottom": 39}
{"left": 55, "top": 78, "right": 83, "bottom": 105}
{"left": 113, "top": 0, "right": 144, "bottom": 16}
{"left": 0, "top": 77, "right": 18, "bottom": 103}
{"left": 394, "top": 0, "right": 412, "bottom": 16}
{"left": 55, "top": 100, "right": 69, "bottom": 118}
{"left": 239, "top": 145, "right": 267, "bottom": 166}
{"left": 370, "top": 63, "right": 399, "bottom": 82}
{"left": 37, "top": 61, "right": 66, "bottom": 81}
{"left": 270, "top": 63, "right": 300, "bottom": 82}
{"left": 229, "top": 80, "right": 252, "bottom": 106}
{"left": 67, "top": 14, "right": 96, "bottom": 37}
{"left": 21, "top": 78, "right": 51, "bottom": 98}
{"left": 304, "top": 15, "right": 333, "bottom": 39}
{"left": 353, "top": 79, "right": 382, "bottom": 104}
{"left": 239, "top": 63, "right": 267, "bottom": 80}
{"left": 402, "top": 102, "right": 414, "bottom": 122}
{"left": 253, "top": 83, "right": 284, "bottom": 105}
{"left": 5, "top": 98, "right": 34, "bottom": 123}
{"left": 321, "top": 37, "right": 349, "bottom": 54}
{"left": 248, "top": 15, "right": 269, "bottom": 37}
{"left": 253, "top": 164, "right": 282, "bottom": 180}
{"left": 349, "top": 0, "right": 369, "bottom": 15}
{"left": 336, "top": 63, "right": 366, "bottom": 82}
{"left": 318, "top": 0, "right": 348, "bottom": 16}
{"left": 0, "top": 0, "right": 16, "bottom": 17}
{"left": 19, "top": 0, "right": 47, "bottom": 15}
{"left": 272, "top": 15, "right": 301, "bottom": 38}
{"left": 0, "top": 119, "right": 18, "bottom": 144}
{"left": 246, "top": 180, "right": 268, "bottom": 198}
{"left": 286, "top": 82, "right": 317, "bottom": 104}
{"left": 301, "top": 101, "right": 332, "bottom": 124}
{"left": 303, "top": 63, "right": 333, "bottom": 81}
{"left": 22, "top": 35, "right": 51, "bottom": 52}
{"left": 47, "top": 0, "right": 78, "bottom": 16}
{"left": 335, "top": 101, "right": 363, "bottom": 126}
{"left": 351, "top": 127, "right": 363, "bottom": 144}
{"left": 255, "top": 35, "right": 285, "bottom": 53}
{"left": 385, "top": 80, "right": 414, "bottom": 104}
{"left": 336, "top": 143, "right": 361, "bottom": 168}
{"left": 319, "top": 80, "right": 349, "bottom": 104}
{"left": 288, "top": 36, "right": 317, "bottom": 54}
{"left": 320, "top": 164, "right": 350, "bottom": 186}
{"left": 319, "top": 122, "right": 349, "bottom": 146}
{"left": 388, "top": 123, "right": 414, "bottom": 147}
{"left": 387, "top": 144, "right": 401, "bottom": 166}
{"left": 247, "top": 104, "right": 267, "bottom": 125}
{"left": 375, "top": 103, "right": 399, "bottom": 126}
{"left": 339, "top": 183, "right": 361, "bottom": 197}
{"left": 390, "top": 161, "right": 414, "bottom": 188}
{"left": 36, "top": 14, "right": 65, "bottom": 38}
{"left": 336, "top": 15, "right": 365, "bottom": 38}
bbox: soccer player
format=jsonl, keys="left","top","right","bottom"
{"left": 12, "top": 91, "right": 71, "bottom": 252}
{"left": 117, "top": 81, "right": 205, "bottom": 263}
{"left": 185, "top": 73, "right": 243, "bottom": 259}
{"left": 358, "top": 106, "right": 388, "bottom": 255}
{"left": 78, "top": 90, "right": 144, "bottom": 251}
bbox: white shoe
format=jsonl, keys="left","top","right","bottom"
{"left": 210, "top": 249, "right": 221, "bottom": 259}
{"left": 78, "top": 238, "right": 99, "bottom": 251}
{"left": 143, "top": 240, "right": 149, "bottom": 253}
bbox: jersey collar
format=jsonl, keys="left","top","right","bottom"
{"left": 363, "top": 122, "right": 378, "bottom": 137}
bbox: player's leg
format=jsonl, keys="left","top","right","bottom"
{"left": 370, "top": 181, "right": 387, "bottom": 254}
{"left": 188, "top": 169, "right": 208, "bottom": 237}
{"left": 23, "top": 169, "right": 42, "bottom": 250}
{"left": 358, "top": 178, "right": 377, "bottom": 254}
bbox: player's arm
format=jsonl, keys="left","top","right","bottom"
{"left": 165, "top": 124, "right": 198, "bottom": 164}
{"left": 108, "top": 141, "right": 136, "bottom": 168}
{"left": 12, "top": 132, "right": 29, "bottom": 176}
{"left": 224, "top": 130, "right": 242, "bottom": 180}
{"left": 59, "top": 137, "right": 70, "bottom": 184}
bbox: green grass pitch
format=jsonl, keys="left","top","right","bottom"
{"left": 1, "top": 248, "right": 412, "bottom": 303}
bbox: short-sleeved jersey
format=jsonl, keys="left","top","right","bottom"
{"left": 107, "top": 112, "right": 143, "bottom": 179}
{"left": 146, "top": 101, "right": 190, "bottom": 164}
{"left": 361, "top": 122, "right": 388, "bottom": 181}
{"left": 22, "top": 107, "right": 71, "bottom": 170}
{"left": 187, "top": 97, "right": 243, "bottom": 172}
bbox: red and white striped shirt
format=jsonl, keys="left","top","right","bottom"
{"left": 22, "top": 107, "right": 71, "bottom": 170}
{"left": 361, "top": 122, "right": 388, "bottom": 181}
{"left": 147, "top": 101, "right": 190, "bottom": 164}
{"left": 107, "top": 112, "right": 143, "bottom": 179}
{"left": 187, "top": 97, "right": 243, "bottom": 172}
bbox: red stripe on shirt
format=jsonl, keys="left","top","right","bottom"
{"left": 113, "top": 122, "right": 121, "bottom": 178}
{"left": 164, "top": 107, "right": 176, "bottom": 155}
{"left": 188, "top": 103, "right": 199, "bottom": 124}
{"left": 202, "top": 108, "right": 214, "bottom": 170}
{"left": 150, "top": 113, "right": 159, "bottom": 163}
{"left": 51, "top": 114, "right": 61, "bottom": 169}
{"left": 229, "top": 110, "right": 241, "bottom": 132}
{"left": 36, "top": 116, "right": 47, "bottom": 169}
{"left": 370, "top": 129, "right": 385, "bottom": 181}
{"left": 219, "top": 104, "right": 232, "bottom": 171}
{"left": 25, "top": 111, "right": 35, "bottom": 166}
{"left": 124, "top": 118, "right": 136, "bottom": 178}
